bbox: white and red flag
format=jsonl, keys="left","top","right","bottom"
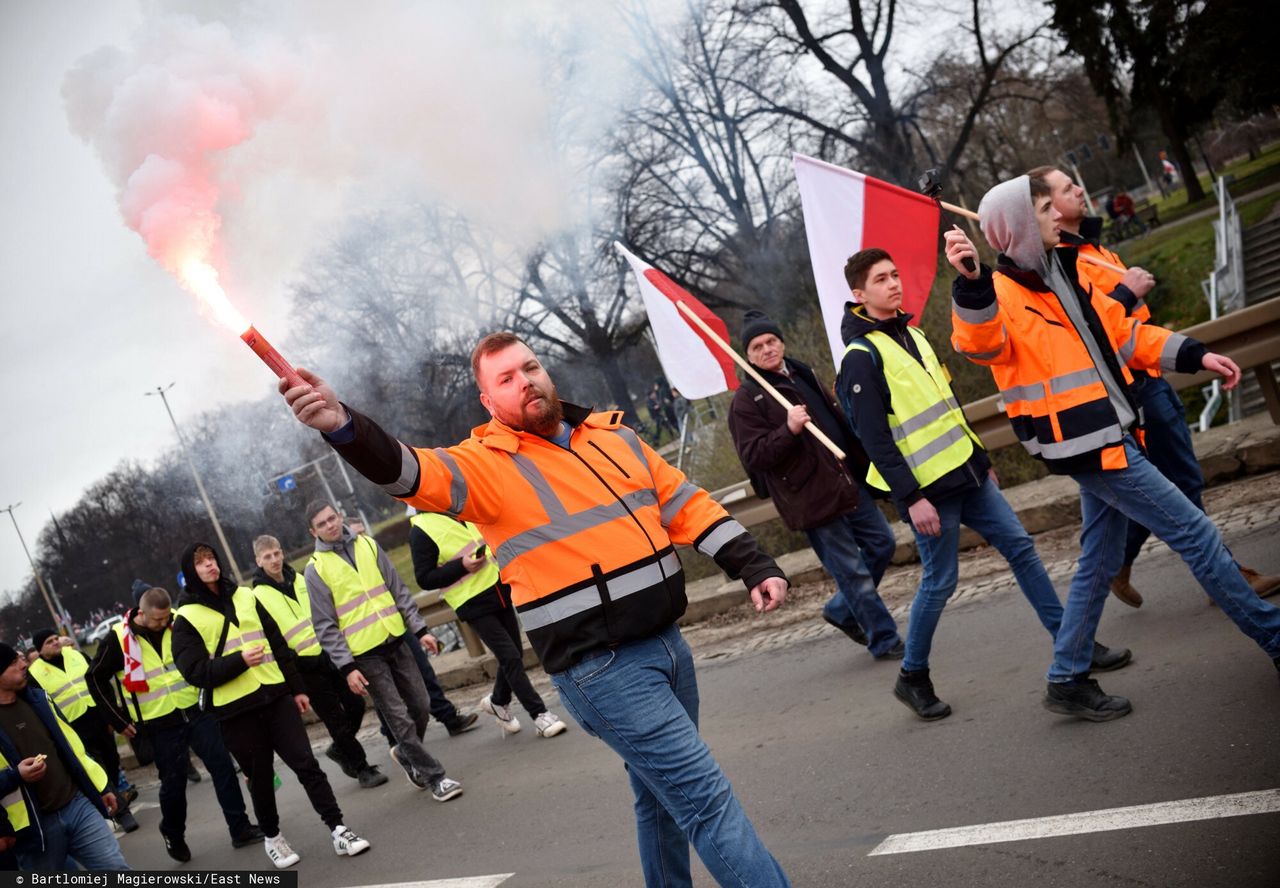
{"left": 792, "top": 153, "right": 941, "bottom": 369}
{"left": 615, "top": 243, "right": 738, "bottom": 399}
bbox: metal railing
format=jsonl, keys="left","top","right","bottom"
{"left": 1198, "top": 176, "right": 1247, "bottom": 428}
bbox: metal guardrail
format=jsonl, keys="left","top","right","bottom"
{"left": 711, "top": 296, "right": 1280, "bottom": 524}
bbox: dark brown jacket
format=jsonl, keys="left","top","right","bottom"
{"left": 727, "top": 357, "right": 869, "bottom": 532}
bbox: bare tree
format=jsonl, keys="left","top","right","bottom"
{"left": 743, "top": 0, "right": 1046, "bottom": 187}
{"left": 615, "top": 0, "right": 798, "bottom": 311}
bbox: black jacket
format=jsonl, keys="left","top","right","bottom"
{"left": 727, "top": 357, "right": 868, "bottom": 532}
{"left": 87, "top": 607, "right": 190, "bottom": 732}
{"left": 836, "top": 304, "right": 991, "bottom": 518}
{"left": 171, "top": 542, "right": 302, "bottom": 721}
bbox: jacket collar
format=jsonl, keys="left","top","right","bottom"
{"left": 472, "top": 401, "right": 617, "bottom": 454}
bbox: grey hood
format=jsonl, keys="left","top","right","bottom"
{"left": 978, "top": 175, "right": 1048, "bottom": 277}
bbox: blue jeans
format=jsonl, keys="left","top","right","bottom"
{"left": 1056, "top": 437, "right": 1280, "bottom": 681}
{"left": 1123, "top": 376, "right": 1206, "bottom": 566}
{"left": 550, "top": 624, "right": 789, "bottom": 888}
{"left": 904, "top": 476, "right": 1062, "bottom": 672}
{"left": 14, "top": 793, "right": 130, "bottom": 871}
{"left": 811, "top": 490, "right": 900, "bottom": 656}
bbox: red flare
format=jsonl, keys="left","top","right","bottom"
{"left": 240, "top": 325, "right": 305, "bottom": 390}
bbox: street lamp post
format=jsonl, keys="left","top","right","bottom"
{"left": 146, "top": 384, "right": 244, "bottom": 584}
{"left": 1, "top": 503, "right": 65, "bottom": 632}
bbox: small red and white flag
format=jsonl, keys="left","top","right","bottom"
{"left": 793, "top": 153, "right": 941, "bottom": 368}
{"left": 616, "top": 243, "right": 738, "bottom": 399}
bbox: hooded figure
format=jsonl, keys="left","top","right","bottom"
{"left": 171, "top": 542, "right": 303, "bottom": 722}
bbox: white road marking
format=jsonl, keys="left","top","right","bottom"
{"left": 869, "top": 788, "right": 1280, "bottom": 856}
{"left": 344, "top": 877, "right": 514, "bottom": 888}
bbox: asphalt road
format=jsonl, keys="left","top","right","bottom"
{"left": 114, "top": 521, "right": 1280, "bottom": 887}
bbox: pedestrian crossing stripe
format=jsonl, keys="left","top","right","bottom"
{"left": 869, "top": 788, "right": 1280, "bottom": 855}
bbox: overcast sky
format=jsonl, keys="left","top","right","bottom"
{"left": 0, "top": 2, "right": 313, "bottom": 602}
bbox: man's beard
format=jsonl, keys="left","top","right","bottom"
{"left": 506, "top": 384, "right": 564, "bottom": 437}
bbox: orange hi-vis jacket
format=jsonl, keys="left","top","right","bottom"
{"left": 951, "top": 248, "right": 1205, "bottom": 475}
{"left": 1060, "top": 218, "right": 1153, "bottom": 324}
{"left": 329, "top": 402, "right": 782, "bottom": 672}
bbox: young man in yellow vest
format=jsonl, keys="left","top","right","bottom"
{"left": 0, "top": 642, "right": 129, "bottom": 870}
{"left": 408, "top": 510, "right": 566, "bottom": 737}
{"left": 27, "top": 628, "right": 138, "bottom": 833}
{"left": 172, "top": 542, "right": 371, "bottom": 869}
{"left": 87, "top": 586, "right": 264, "bottom": 862}
{"left": 303, "top": 503, "right": 463, "bottom": 802}
{"left": 835, "top": 248, "right": 1131, "bottom": 721}
{"left": 250, "top": 534, "right": 387, "bottom": 789}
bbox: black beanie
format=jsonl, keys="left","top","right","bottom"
{"left": 131, "top": 579, "right": 153, "bottom": 605}
{"left": 741, "top": 310, "right": 784, "bottom": 352}
{"left": 0, "top": 643, "right": 19, "bottom": 672}
{"left": 32, "top": 628, "right": 57, "bottom": 651}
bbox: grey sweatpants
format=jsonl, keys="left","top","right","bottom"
{"left": 354, "top": 641, "right": 446, "bottom": 786}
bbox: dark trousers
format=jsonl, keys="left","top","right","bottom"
{"left": 151, "top": 708, "right": 250, "bottom": 839}
{"left": 1123, "top": 375, "right": 1208, "bottom": 566}
{"left": 298, "top": 656, "right": 369, "bottom": 770}
{"left": 218, "top": 694, "right": 343, "bottom": 836}
{"left": 377, "top": 636, "right": 458, "bottom": 742}
{"left": 468, "top": 607, "right": 545, "bottom": 717}
{"left": 70, "top": 708, "right": 122, "bottom": 800}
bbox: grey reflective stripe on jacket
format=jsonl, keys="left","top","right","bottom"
{"left": 494, "top": 451, "right": 662, "bottom": 567}
{"left": 516, "top": 550, "right": 682, "bottom": 632}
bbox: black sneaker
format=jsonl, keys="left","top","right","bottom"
{"left": 186, "top": 760, "right": 202, "bottom": 783}
{"left": 873, "top": 639, "right": 905, "bottom": 661}
{"left": 114, "top": 810, "right": 139, "bottom": 833}
{"left": 893, "top": 669, "right": 952, "bottom": 720}
{"left": 357, "top": 765, "right": 389, "bottom": 789}
{"left": 822, "top": 614, "right": 868, "bottom": 646}
{"left": 164, "top": 833, "right": 192, "bottom": 863}
{"left": 445, "top": 713, "right": 480, "bottom": 736}
{"left": 231, "top": 825, "right": 266, "bottom": 848}
{"left": 1090, "top": 642, "right": 1132, "bottom": 673}
{"left": 121, "top": 786, "right": 139, "bottom": 806}
{"left": 1043, "top": 679, "right": 1132, "bottom": 721}
{"left": 324, "top": 743, "right": 359, "bottom": 779}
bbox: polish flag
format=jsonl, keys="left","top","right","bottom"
{"left": 793, "top": 153, "right": 941, "bottom": 369}
{"left": 616, "top": 243, "right": 738, "bottom": 398}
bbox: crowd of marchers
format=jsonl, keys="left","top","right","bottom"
{"left": 2, "top": 165, "right": 1279, "bottom": 887}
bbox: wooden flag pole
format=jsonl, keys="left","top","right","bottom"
{"left": 673, "top": 300, "right": 847, "bottom": 461}
{"left": 938, "top": 199, "right": 1128, "bottom": 275}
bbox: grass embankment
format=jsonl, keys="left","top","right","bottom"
{"left": 1145, "top": 142, "right": 1280, "bottom": 225}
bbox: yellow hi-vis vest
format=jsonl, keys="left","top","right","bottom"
{"left": 309, "top": 536, "right": 406, "bottom": 657}
{"left": 111, "top": 621, "right": 197, "bottom": 723}
{"left": 252, "top": 573, "right": 321, "bottom": 658}
{"left": 409, "top": 513, "right": 498, "bottom": 612}
{"left": 28, "top": 648, "right": 95, "bottom": 722}
{"left": 845, "top": 327, "right": 983, "bottom": 492}
{"left": 176, "top": 587, "right": 286, "bottom": 709}
{"left": 0, "top": 696, "right": 107, "bottom": 831}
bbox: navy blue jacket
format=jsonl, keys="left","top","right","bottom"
{"left": 0, "top": 685, "right": 109, "bottom": 849}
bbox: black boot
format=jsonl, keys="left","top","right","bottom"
{"left": 324, "top": 743, "right": 359, "bottom": 779}
{"left": 822, "top": 614, "right": 868, "bottom": 646}
{"left": 1090, "top": 642, "right": 1132, "bottom": 673}
{"left": 893, "top": 668, "right": 952, "bottom": 721}
{"left": 1043, "top": 678, "right": 1132, "bottom": 721}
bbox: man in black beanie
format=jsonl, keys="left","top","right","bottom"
{"left": 0, "top": 642, "right": 130, "bottom": 870}
{"left": 728, "top": 310, "right": 904, "bottom": 659}
{"left": 27, "top": 628, "right": 137, "bottom": 832}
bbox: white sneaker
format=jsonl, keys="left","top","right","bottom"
{"left": 534, "top": 711, "right": 568, "bottom": 738}
{"left": 331, "top": 825, "right": 371, "bottom": 857}
{"left": 480, "top": 694, "right": 521, "bottom": 734}
{"left": 264, "top": 833, "right": 300, "bottom": 868}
